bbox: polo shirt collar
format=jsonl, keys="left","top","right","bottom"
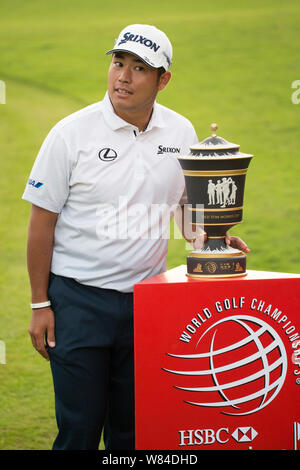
{"left": 101, "top": 92, "right": 166, "bottom": 132}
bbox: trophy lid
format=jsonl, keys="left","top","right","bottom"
{"left": 190, "top": 123, "right": 240, "bottom": 151}
{"left": 187, "top": 123, "right": 252, "bottom": 158}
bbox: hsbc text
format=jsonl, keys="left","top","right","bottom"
{"left": 179, "top": 428, "right": 229, "bottom": 446}
{"left": 179, "top": 426, "right": 258, "bottom": 446}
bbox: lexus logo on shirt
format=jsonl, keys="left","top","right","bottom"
{"left": 99, "top": 148, "right": 118, "bottom": 161}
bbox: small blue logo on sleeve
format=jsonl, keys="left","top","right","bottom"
{"left": 28, "top": 179, "right": 44, "bottom": 188}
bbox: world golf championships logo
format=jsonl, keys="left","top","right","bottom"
{"left": 163, "top": 315, "right": 287, "bottom": 416}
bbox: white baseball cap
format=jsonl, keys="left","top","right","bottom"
{"left": 106, "top": 24, "right": 173, "bottom": 71}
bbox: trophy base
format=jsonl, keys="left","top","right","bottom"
{"left": 187, "top": 250, "right": 247, "bottom": 279}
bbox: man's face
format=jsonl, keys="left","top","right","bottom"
{"left": 107, "top": 52, "right": 170, "bottom": 118}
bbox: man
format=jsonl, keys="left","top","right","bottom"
{"left": 22, "top": 24, "right": 249, "bottom": 450}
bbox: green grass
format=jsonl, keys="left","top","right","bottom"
{"left": 0, "top": 0, "right": 300, "bottom": 449}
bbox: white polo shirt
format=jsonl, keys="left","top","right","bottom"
{"left": 22, "top": 92, "right": 198, "bottom": 292}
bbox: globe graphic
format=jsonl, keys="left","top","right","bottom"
{"left": 164, "top": 315, "right": 287, "bottom": 416}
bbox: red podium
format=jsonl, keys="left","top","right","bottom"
{"left": 134, "top": 266, "right": 300, "bottom": 450}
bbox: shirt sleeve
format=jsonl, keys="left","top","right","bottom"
{"left": 22, "top": 126, "right": 73, "bottom": 213}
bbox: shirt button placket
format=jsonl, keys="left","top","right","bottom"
{"left": 133, "top": 129, "right": 144, "bottom": 180}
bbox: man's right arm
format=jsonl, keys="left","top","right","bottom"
{"left": 27, "top": 204, "right": 59, "bottom": 360}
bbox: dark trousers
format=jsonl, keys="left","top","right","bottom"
{"left": 47, "top": 273, "right": 135, "bottom": 450}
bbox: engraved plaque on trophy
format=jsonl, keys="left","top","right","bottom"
{"left": 178, "top": 124, "right": 253, "bottom": 278}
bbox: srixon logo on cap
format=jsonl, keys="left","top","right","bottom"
{"left": 118, "top": 32, "right": 160, "bottom": 52}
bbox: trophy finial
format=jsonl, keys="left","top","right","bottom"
{"left": 211, "top": 123, "right": 218, "bottom": 136}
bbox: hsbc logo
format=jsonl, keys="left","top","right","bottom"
{"left": 179, "top": 426, "right": 258, "bottom": 447}
{"left": 99, "top": 148, "right": 118, "bottom": 162}
{"left": 232, "top": 426, "right": 258, "bottom": 443}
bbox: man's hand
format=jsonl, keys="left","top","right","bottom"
{"left": 225, "top": 233, "right": 250, "bottom": 253}
{"left": 28, "top": 307, "right": 56, "bottom": 361}
{"left": 191, "top": 232, "right": 250, "bottom": 253}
